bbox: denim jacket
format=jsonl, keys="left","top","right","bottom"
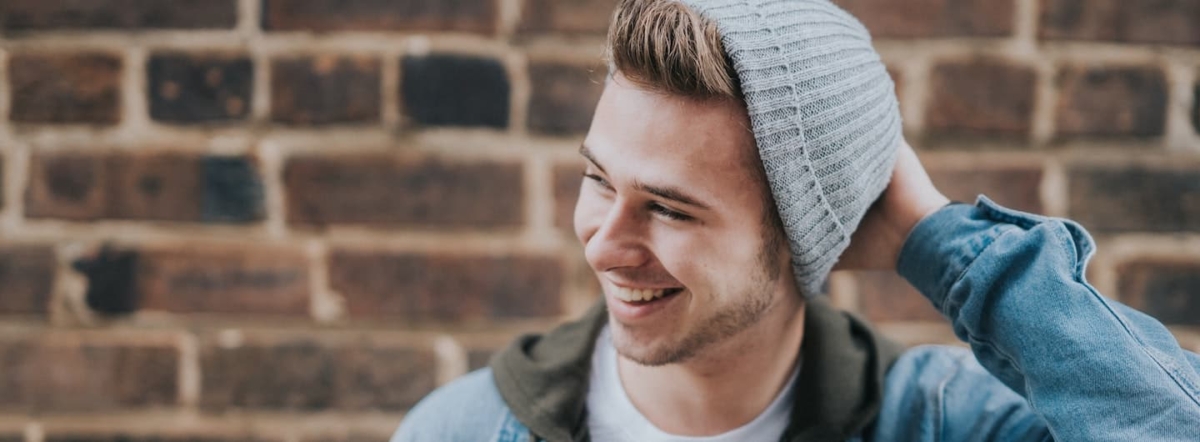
{"left": 393, "top": 197, "right": 1200, "bottom": 441}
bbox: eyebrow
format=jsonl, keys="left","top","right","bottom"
{"left": 579, "top": 144, "right": 712, "bottom": 211}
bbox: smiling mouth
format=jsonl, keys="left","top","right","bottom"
{"left": 611, "top": 286, "right": 684, "bottom": 303}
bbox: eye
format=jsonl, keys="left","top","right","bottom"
{"left": 582, "top": 172, "right": 612, "bottom": 190}
{"left": 649, "top": 203, "right": 693, "bottom": 222}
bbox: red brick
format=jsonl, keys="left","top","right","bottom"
{"left": 401, "top": 54, "right": 510, "bottom": 129}
{"left": 329, "top": 251, "right": 564, "bottom": 322}
{"left": 0, "top": 245, "right": 56, "bottom": 316}
{"left": 263, "top": 0, "right": 496, "bottom": 34}
{"left": 1118, "top": 260, "right": 1200, "bottom": 326}
{"left": 851, "top": 271, "right": 945, "bottom": 323}
{"left": 1068, "top": 164, "right": 1200, "bottom": 232}
{"left": 925, "top": 58, "right": 1036, "bottom": 144}
{"left": 0, "top": 0, "right": 237, "bottom": 31}
{"left": 200, "top": 337, "right": 436, "bottom": 411}
{"left": 271, "top": 56, "right": 381, "bottom": 125}
{"left": 554, "top": 162, "right": 583, "bottom": 233}
{"left": 519, "top": 0, "right": 618, "bottom": 35}
{"left": 836, "top": 0, "right": 1016, "bottom": 39}
{"left": 528, "top": 61, "right": 604, "bottom": 135}
{"left": 928, "top": 164, "right": 1044, "bottom": 213}
{"left": 148, "top": 53, "right": 253, "bottom": 124}
{"left": 0, "top": 338, "right": 177, "bottom": 412}
{"left": 136, "top": 247, "right": 310, "bottom": 316}
{"left": 8, "top": 53, "right": 122, "bottom": 125}
{"left": 284, "top": 155, "right": 524, "bottom": 229}
{"left": 1039, "top": 0, "right": 1200, "bottom": 45}
{"left": 1055, "top": 65, "right": 1167, "bottom": 139}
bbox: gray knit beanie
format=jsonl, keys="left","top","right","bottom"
{"left": 678, "top": 0, "right": 902, "bottom": 297}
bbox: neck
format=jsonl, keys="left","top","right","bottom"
{"left": 617, "top": 294, "right": 806, "bottom": 436}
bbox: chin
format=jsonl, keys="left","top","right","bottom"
{"left": 610, "top": 321, "right": 692, "bottom": 367}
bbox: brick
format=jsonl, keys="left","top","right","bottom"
{"left": 148, "top": 53, "right": 253, "bottom": 124}
{"left": 467, "top": 348, "right": 494, "bottom": 371}
{"left": 75, "top": 246, "right": 139, "bottom": 314}
{"left": 0, "top": 245, "right": 56, "bottom": 316}
{"left": 0, "top": 0, "right": 237, "bottom": 31}
{"left": 263, "top": 0, "right": 496, "bottom": 34}
{"left": 554, "top": 162, "right": 583, "bottom": 233}
{"left": 519, "top": 0, "right": 618, "bottom": 35}
{"left": 928, "top": 164, "right": 1043, "bottom": 213}
{"left": 284, "top": 155, "right": 524, "bottom": 229}
{"left": 836, "top": 0, "right": 1016, "bottom": 39}
{"left": 45, "top": 434, "right": 275, "bottom": 442}
{"left": 0, "top": 339, "right": 177, "bottom": 412}
{"left": 401, "top": 54, "right": 509, "bottom": 128}
{"left": 1194, "top": 83, "right": 1200, "bottom": 134}
{"left": 851, "top": 271, "right": 944, "bottom": 323}
{"left": 528, "top": 61, "right": 604, "bottom": 135}
{"left": 329, "top": 251, "right": 564, "bottom": 322}
{"left": 26, "top": 152, "right": 263, "bottom": 223}
{"left": 271, "top": 56, "right": 381, "bottom": 125}
{"left": 1055, "top": 66, "right": 1167, "bottom": 139}
{"left": 1039, "top": 0, "right": 1200, "bottom": 45}
{"left": 0, "top": 435, "right": 20, "bottom": 442}
{"left": 200, "top": 338, "right": 436, "bottom": 411}
{"left": 1068, "top": 165, "right": 1200, "bottom": 232}
{"left": 137, "top": 247, "right": 310, "bottom": 316}
{"left": 8, "top": 53, "right": 122, "bottom": 124}
{"left": 1118, "top": 260, "right": 1200, "bottom": 326}
{"left": 925, "top": 58, "right": 1036, "bottom": 143}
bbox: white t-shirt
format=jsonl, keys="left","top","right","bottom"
{"left": 586, "top": 327, "right": 800, "bottom": 442}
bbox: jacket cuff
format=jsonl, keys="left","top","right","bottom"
{"left": 896, "top": 197, "right": 1009, "bottom": 311}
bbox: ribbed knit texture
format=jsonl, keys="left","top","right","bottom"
{"left": 680, "top": 0, "right": 902, "bottom": 297}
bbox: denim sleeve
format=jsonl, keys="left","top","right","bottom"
{"left": 896, "top": 196, "right": 1200, "bottom": 441}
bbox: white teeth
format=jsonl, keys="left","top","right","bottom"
{"left": 613, "top": 286, "right": 669, "bottom": 302}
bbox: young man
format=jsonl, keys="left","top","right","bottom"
{"left": 394, "top": 0, "right": 1200, "bottom": 440}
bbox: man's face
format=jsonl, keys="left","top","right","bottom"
{"left": 575, "top": 74, "right": 793, "bottom": 366}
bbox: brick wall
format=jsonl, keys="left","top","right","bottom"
{"left": 0, "top": 0, "right": 1198, "bottom": 440}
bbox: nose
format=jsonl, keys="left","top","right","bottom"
{"left": 582, "top": 200, "right": 651, "bottom": 272}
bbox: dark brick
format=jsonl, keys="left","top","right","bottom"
{"left": 401, "top": 54, "right": 509, "bottom": 128}
{"left": 0, "top": 0, "right": 237, "bottom": 31}
{"left": 0, "top": 339, "right": 178, "bottom": 412}
{"left": 1039, "top": 0, "right": 1200, "bottom": 45}
{"left": 200, "top": 338, "right": 436, "bottom": 411}
{"left": 554, "top": 162, "right": 583, "bottom": 233}
{"left": 329, "top": 251, "right": 564, "bottom": 322}
{"left": 528, "top": 61, "right": 604, "bottom": 135}
{"left": 0, "top": 245, "right": 56, "bottom": 316}
{"left": 137, "top": 247, "right": 310, "bottom": 316}
{"left": 75, "top": 246, "right": 140, "bottom": 315}
{"left": 0, "top": 435, "right": 20, "bottom": 442}
{"left": 9, "top": 53, "right": 121, "bottom": 124}
{"left": 1069, "top": 165, "right": 1200, "bottom": 232}
{"left": 271, "top": 56, "right": 381, "bottom": 125}
{"left": 519, "top": 0, "right": 618, "bottom": 35}
{"left": 26, "top": 152, "right": 263, "bottom": 223}
{"left": 263, "top": 0, "right": 496, "bottom": 34}
{"left": 925, "top": 58, "right": 1036, "bottom": 143}
{"left": 836, "top": 0, "right": 1016, "bottom": 38}
{"left": 928, "top": 164, "right": 1044, "bottom": 213}
{"left": 284, "top": 155, "right": 524, "bottom": 229}
{"left": 1055, "top": 66, "right": 1167, "bottom": 139}
{"left": 852, "top": 271, "right": 945, "bottom": 323}
{"left": 1118, "top": 260, "right": 1200, "bottom": 326}
{"left": 148, "top": 53, "right": 252, "bottom": 124}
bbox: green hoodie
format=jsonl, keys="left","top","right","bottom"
{"left": 491, "top": 297, "right": 904, "bottom": 442}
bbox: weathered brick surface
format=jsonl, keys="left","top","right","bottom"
{"left": 1068, "top": 165, "right": 1200, "bottom": 232}
{"left": 329, "top": 251, "right": 564, "bottom": 322}
{"left": 9, "top": 53, "right": 122, "bottom": 124}
{"left": 928, "top": 164, "right": 1044, "bottom": 213}
{"left": 284, "top": 155, "right": 524, "bottom": 229}
{"left": 263, "top": 0, "right": 495, "bottom": 34}
{"left": 0, "top": 339, "right": 178, "bottom": 412}
{"left": 1118, "top": 260, "right": 1200, "bottom": 326}
{"left": 851, "top": 271, "right": 945, "bottom": 323}
{"left": 1039, "top": 0, "right": 1200, "bottom": 45}
{"left": 200, "top": 337, "right": 437, "bottom": 411}
{"left": 0, "top": 245, "right": 56, "bottom": 316}
{"left": 137, "top": 247, "right": 310, "bottom": 316}
{"left": 45, "top": 435, "right": 271, "bottom": 442}
{"left": 0, "top": 0, "right": 237, "bottom": 31}
{"left": 148, "top": 53, "right": 253, "bottom": 123}
{"left": 925, "top": 59, "right": 1036, "bottom": 143}
{"left": 528, "top": 61, "right": 604, "bottom": 135}
{"left": 836, "top": 0, "right": 1016, "bottom": 39}
{"left": 401, "top": 55, "right": 509, "bottom": 128}
{"left": 1055, "top": 66, "right": 1167, "bottom": 139}
{"left": 26, "top": 152, "right": 263, "bottom": 223}
{"left": 519, "top": 0, "right": 619, "bottom": 35}
{"left": 554, "top": 162, "right": 583, "bottom": 233}
{"left": 271, "top": 56, "right": 381, "bottom": 125}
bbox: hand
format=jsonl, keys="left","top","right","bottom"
{"left": 834, "top": 141, "right": 950, "bottom": 271}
